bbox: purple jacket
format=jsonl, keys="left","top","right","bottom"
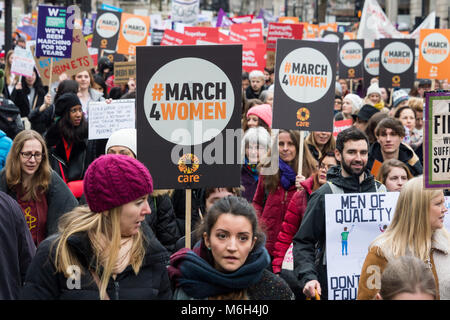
{"left": 241, "top": 165, "right": 259, "bottom": 203}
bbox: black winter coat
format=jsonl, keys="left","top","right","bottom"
{"left": 20, "top": 224, "right": 172, "bottom": 300}
{"left": 292, "top": 166, "right": 385, "bottom": 299}
{"left": 11, "top": 81, "right": 47, "bottom": 118}
{"left": 0, "top": 98, "right": 24, "bottom": 140}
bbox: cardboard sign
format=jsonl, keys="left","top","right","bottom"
{"left": 363, "top": 48, "right": 380, "bottom": 85}
{"left": 114, "top": 61, "right": 136, "bottom": 84}
{"left": 92, "top": 10, "right": 122, "bottom": 51}
{"left": 88, "top": 99, "right": 135, "bottom": 140}
{"left": 160, "top": 29, "right": 196, "bottom": 46}
{"left": 325, "top": 192, "right": 399, "bottom": 300}
{"left": 242, "top": 42, "right": 266, "bottom": 72}
{"left": 32, "top": 29, "right": 94, "bottom": 86}
{"left": 136, "top": 45, "right": 242, "bottom": 189}
{"left": 379, "top": 39, "right": 415, "bottom": 89}
{"left": 266, "top": 23, "right": 303, "bottom": 51}
{"left": 11, "top": 47, "right": 35, "bottom": 77}
{"left": 272, "top": 39, "right": 337, "bottom": 131}
{"left": 116, "top": 13, "right": 150, "bottom": 56}
{"left": 229, "top": 23, "right": 263, "bottom": 43}
{"left": 418, "top": 29, "right": 450, "bottom": 80}
{"left": 339, "top": 40, "right": 364, "bottom": 79}
{"left": 184, "top": 26, "right": 219, "bottom": 42}
{"left": 36, "top": 5, "right": 73, "bottom": 58}
{"left": 424, "top": 91, "right": 450, "bottom": 189}
{"left": 333, "top": 119, "right": 353, "bottom": 137}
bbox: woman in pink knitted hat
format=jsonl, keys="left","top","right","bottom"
{"left": 21, "top": 154, "right": 172, "bottom": 300}
{"left": 245, "top": 103, "right": 272, "bottom": 133}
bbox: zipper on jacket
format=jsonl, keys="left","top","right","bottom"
{"left": 114, "top": 281, "right": 120, "bottom": 300}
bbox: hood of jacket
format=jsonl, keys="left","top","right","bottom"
{"left": 326, "top": 165, "right": 378, "bottom": 193}
{"left": 89, "top": 88, "right": 104, "bottom": 101}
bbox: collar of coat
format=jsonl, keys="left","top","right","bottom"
{"left": 432, "top": 228, "right": 450, "bottom": 255}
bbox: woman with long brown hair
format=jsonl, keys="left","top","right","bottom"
{"left": 0, "top": 130, "right": 77, "bottom": 245}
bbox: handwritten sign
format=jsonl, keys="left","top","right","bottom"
{"left": 11, "top": 47, "right": 35, "bottom": 77}
{"left": 88, "top": 99, "right": 135, "bottom": 140}
{"left": 114, "top": 61, "right": 136, "bottom": 84}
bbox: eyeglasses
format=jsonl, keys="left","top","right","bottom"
{"left": 20, "top": 152, "right": 43, "bottom": 160}
{"left": 318, "top": 163, "right": 334, "bottom": 171}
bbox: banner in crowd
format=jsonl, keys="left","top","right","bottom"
{"left": 136, "top": 45, "right": 242, "bottom": 189}
{"left": 325, "top": 192, "right": 399, "bottom": 300}
{"left": 266, "top": 23, "right": 303, "bottom": 51}
{"left": 229, "top": 23, "right": 263, "bottom": 43}
{"left": 171, "top": 0, "right": 199, "bottom": 25}
{"left": 184, "top": 26, "right": 219, "bottom": 42}
{"left": 363, "top": 48, "right": 380, "bottom": 84}
{"left": 379, "top": 39, "right": 415, "bottom": 89}
{"left": 151, "top": 28, "right": 165, "bottom": 45}
{"left": 36, "top": 5, "right": 74, "bottom": 58}
{"left": 424, "top": 91, "right": 450, "bottom": 189}
{"left": 418, "top": 29, "right": 450, "bottom": 80}
{"left": 116, "top": 13, "right": 150, "bottom": 55}
{"left": 32, "top": 29, "right": 94, "bottom": 86}
{"left": 160, "top": 29, "right": 196, "bottom": 46}
{"left": 272, "top": 39, "right": 337, "bottom": 131}
{"left": 242, "top": 42, "right": 266, "bottom": 72}
{"left": 11, "top": 46, "right": 35, "bottom": 77}
{"left": 322, "top": 30, "right": 343, "bottom": 43}
{"left": 88, "top": 99, "right": 135, "bottom": 140}
{"left": 339, "top": 40, "right": 364, "bottom": 79}
{"left": 101, "top": 49, "right": 126, "bottom": 62}
{"left": 114, "top": 61, "right": 136, "bottom": 84}
{"left": 92, "top": 10, "right": 122, "bottom": 51}
{"left": 333, "top": 119, "right": 353, "bottom": 137}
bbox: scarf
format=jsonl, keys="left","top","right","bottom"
{"left": 279, "top": 157, "right": 296, "bottom": 190}
{"left": 168, "top": 240, "right": 270, "bottom": 299}
{"left": 244, "top": 157, "right": 259, "bottom": 181}
{"left": 94, "top": 235, "right": 134, "bottom": 276}
{"left": 373, "top": 100, "right": 385, "bottom": 111}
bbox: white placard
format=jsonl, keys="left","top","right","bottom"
{"left": 325, "top": 192, "right": 399, "bottom": 300}
{"left": 88, "top": 99, "right": 135, "bottom": 140}
{"left": 11, "top": 46, "right": 35, "bottom": 77}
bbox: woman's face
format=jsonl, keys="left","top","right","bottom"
{"left": 317, "top": 156, "right": 337, "bottom": 185}
{"left": 205, "top": 188, "right": 234, "bottom": 212}
{"left": 8, "top": 53, "right": 14, "bottom": 65}
{"left": 369, "top": 93, "right": 381, "bottom": 104}
{"left": 247, "top": 115, "right": 259, "bottom": 129}
{"left": 203, "top": 213, "right": 256, "bottom": 273}
{"left": 313, "top": 131, "right": 332, "bottom": 147}
{"left": 69, "top": 105, "right": 83, "bottom": 127}
{"left": 25, "top": 71, "right": 36, "bottom": 87}
{"left": 120, "top": 195, "right": 151, "bottom": 237}
{"left": 245, "top": 142, "right": 267, "bottom": 164}
{"left": 265, "top": 92, "right": 273, "bottom": 106}
{"left": 75, "top": 71, "right": 91, "bottom": 90}
{"left": 342, "top": 99, "right": 353, "bottom": 115}
{"left": 20, "top": 138, "right": 43, "bottom": 178}
{"left": 278, "top": 132, "right": 296, "bottom": 163}
{"left": 384, "top": 167, "right": 408, "bottom": 192}
{"left": 429, "top": 192, "right": 447, "bottom": 231}
{"left": 92, "top": 82, "right": 103, "bottom": 94}
{"left": 398, "top": 108, "right": 416, "bottom": 131}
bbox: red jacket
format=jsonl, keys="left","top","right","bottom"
{"left": 252, "top": 175, "right": 297, "bottom": 257}
{"left": 271, "top": 174, "right": 320, "bottom": 273}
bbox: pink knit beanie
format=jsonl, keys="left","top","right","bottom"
{"left": 83, "top": 154, "right": 153, "bottom": 213}
{"left": 247, "top": 104, "right": 273, "bottom": 128}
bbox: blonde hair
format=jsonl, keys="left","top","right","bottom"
{"left": 53, "top": 205, "right": 147, "bottom": 300}
{"left": 305, "top": 132, "right": 336, "bottom": 160}
{"left": 370, "top": 176, "right": 444, "bottom": 261}
{"left": 408, "top": 97, "right": 424, "bottom": 113}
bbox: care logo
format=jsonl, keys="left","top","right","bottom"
{"left": 122, "top": 17, "right": 147, "bottom": 43}
{"left": 144, "top": 57, "right": 234, "bottom": 146}
{"left": 177, "top": 153, "right": 200, "bottom": 183}
{"left": 296, "top": 107, "right": 310, "bottom": 127}
{"left": 96, "top": 12, "right": 120, "bottom": 38}
{"left": 364, "top": 49, "right": 379, "bottom": 76}
{"left": 421, "top": 32, "right": 449, "bottom": 64}
{"left": 340, "top": 41, "right": 363, "bottom": 68}
{"left": 381, "top": 42, "right": 413, "bottom": 74}
{"left": 279, "top": 47, "right": 333, "bottom": 103}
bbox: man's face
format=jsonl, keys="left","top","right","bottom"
{"left": 335, "top": 139, "right": 368, "bottom": 177}
{"left": 250, "top": 77, "right": 264, "bottom": 92}
{"left": 377, "top": 128, "right": 402, "bottom": 156}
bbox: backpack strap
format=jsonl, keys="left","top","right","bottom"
{"left": 327, "top": 181, "right": 344, "bottom": 194}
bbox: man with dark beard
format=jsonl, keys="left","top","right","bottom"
{"left": 292, "top": 127, "right": 386, "bottom": 300}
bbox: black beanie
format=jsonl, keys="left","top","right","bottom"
{"left": 55, "top": 92, "right": 82, "bottom": 117}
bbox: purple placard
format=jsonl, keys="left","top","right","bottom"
{"left": 424, "top": 90, "right": 450, "bottom": 189}
{"left": 36, "top": 5, "right": 73, "bottom": 58}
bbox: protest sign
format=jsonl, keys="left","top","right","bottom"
{"left": 32, "top": 29, "right": 94, "bottom": 86}
{"left": 11, "top": 46, "right": 35, "bottom": 77}
{"left": 339, "top": 40, "right": 364, "bottom": 79}
{"left": 117, "top": 13, "right": 150, "bottom": 56}
{"left": 136, "top": 45, "right": 242, "bottom": 189}
{"left": 229, "top": 23, "right": 263, "bottom": 43}
{"left": 424, "top": 91, "right": 450, "bottom": 189}
{"left": 242, "top": 42, "right": 266, "bottom": 72}
{"left": 272, "top": 39, "right": 337, "bottom": 131}
{"left": 114, "top": 61, "right": 136, "bottom": 84}
{"left": 88, "top": 99, "right": 135, "bottom": 140}
{"left": 333, "top": 119, "right": 353, "bottom": 138}
{"left": 325, "top": 192, "right": 399, "bottom": 300}
{"left": 160, "top": 29, "right": 196, "bottom": 46}
{"left": 171, "top": 0, "right": 199, "bottom": 25}
{"left": 101, "top": 49, "right": 126, "bottom": 62}
{"left": 92, "top": 10, "right": 121, "bottom": 51}
{"left": 418, "top": 29, "right": 450, "bottom": 80}
{"left": 379, "top": 39, "right": 415, "bottom": 89}
{"left": 322, "top": 30, "right": 343, "bottom": 44}
{"left": 363, "top": 48, "right": 379, "bottom": 85}
{"left": 36, "top": 5, "right": 73, "bottom": 58}
{"left": 266, "top": 23, "right": 303, "bottom": 51}
{"left": 184, "top": 26, "right": 219, "bottom": 42}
